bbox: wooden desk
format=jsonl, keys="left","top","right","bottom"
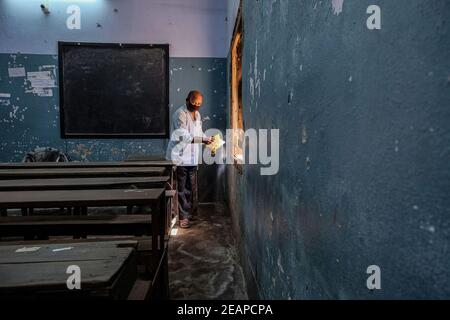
{"left": 0, "top": 161, "right": 174, "bottom": 169}
{"left": 0, "top": 177, "right": 174, "bottom": 233}
{"left": 0, "top": 237, "right": 170, "bottom": 299}
{"left": 0, "top": 241, "right": 138, "bottom": 299}
{"left": 0, "top": 188, "right": 165, "bottom": 208}
{"left": 0, "top": 215, "right": 153, "bottom": 238}
{"left": 0, "top": 167, "right": 165, "bottom": 180}
{"left": 126, "top": 155, "right": 168, "bottom": 162}
{"left": 0, "top": 188, "right": 166, "bottom": 269}
{"left": 0, "top": 161, "right": 177, "bottom": 222}
{"left": 0, "top": 176, "right": 170, "bottom": 191}
{"left": 126, "top": 156, "right": 178, "bottom": 221}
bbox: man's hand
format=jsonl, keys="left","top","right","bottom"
{"left": 203, "top": 136, "right": 215, "bottom": 145}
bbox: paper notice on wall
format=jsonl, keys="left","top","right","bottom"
{"left": 0, "top": 93, "right": 11, "bottom": 106}
{"left": 33, "top": 88, "right": 53, "bottom": 97}
{"left": 27, "top": 71, "right": 56, "bottom": 88}
{"left": 8, "top": 67, "right": 26, "bottom": 78}
{"left": 25, "top": 88, "right": 53, "bottom": 97}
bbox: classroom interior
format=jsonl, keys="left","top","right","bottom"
{"left": 0, "top": 0, "right": 449, "bottom": 300}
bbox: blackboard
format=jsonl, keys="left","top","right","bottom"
{"left": 58, "top": 42, "right": 169, "bottom": 138}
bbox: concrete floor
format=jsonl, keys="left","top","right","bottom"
{"left": 168, "top": 203, "right": 248, "bottom": 300}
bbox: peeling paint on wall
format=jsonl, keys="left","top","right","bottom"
{"left": 8, "top": 67, "right": 25, "bottom": 78}
{"left": 249, "top": 40, "right": 261, "bottom": 111}
{"left": 331, "top": 0, "right": 344, "bottom": 15}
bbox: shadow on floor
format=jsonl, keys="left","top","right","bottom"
{"left": 168, "top": 203, "right": 248, "bottom": 300}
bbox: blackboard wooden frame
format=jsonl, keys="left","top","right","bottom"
{"left": 58, "top": 41, "right": 170, "bottom": 139}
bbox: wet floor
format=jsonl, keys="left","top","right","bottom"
{"left": 168, "top": 203, "right": 248, "bottom": 300}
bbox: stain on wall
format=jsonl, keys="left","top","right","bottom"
{"left": 227, "top": 0, "right": 450, "bottom": 299}
{"left": 331, "top": 0, "right": 345, "bottom": 15}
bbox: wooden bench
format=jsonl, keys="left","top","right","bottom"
{"left": 128, "top": 242, "right": 169, "bottom": 300}
{"left": 0, "top": 160, "right": 178, "bottom": 226}
{"left": 0, "top": 188, "right": 166, "bottom": 270}
{"left": 0, "top": 167, "right": 165, "bottom": 180}
{"left": 0, "top": 215, "right": 154, "bottom": 238}
{"left": 0, "top": 241, "right": 139, "bottom": 300}
{"left": 126, "top": 156, "right": 178, "bottom": 221}
{"left": 0, "top": 176, "right": 170, "bottom": 191}
{"left": 0, "top": 162, "right": 174, "bottom": 299}
{"left": 0, "top": 234, "right": 171, "bottom": 298}
{"left": 0, "top": 190, "right": 169, "bottom": 299}
{"left": 0, "top": 160, "right": 174, "bottom": 169}
{"left": 0, "top": 176, "right": 174, "bottom": 232}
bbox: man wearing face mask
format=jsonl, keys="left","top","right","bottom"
{"left": 166, "top": 90, "right": 214, "bottom": 228}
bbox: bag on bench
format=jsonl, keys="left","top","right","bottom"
{"left": 22, "top": 147, "right": 69, "bottom": 163}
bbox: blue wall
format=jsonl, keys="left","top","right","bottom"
{"left": 0, "top": 53, "right": 226, "bottom": 163}
{"left": 227, "top": 0, "right": 450, "bottom": 299}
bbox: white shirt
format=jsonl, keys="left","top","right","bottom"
{"left": 166, "top": 105, "right": 206, "bottom": 166}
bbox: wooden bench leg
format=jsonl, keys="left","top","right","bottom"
{"left": 81, "top": 207, "right": 88, "bottom": 239}
{"left": 166, "top": 197, "right": 171, "bottom": 233}
{"left": 151, "top": 208, "right": 160, "bottom": 273}
{"left": 0, "top": 209, "right": 5, "bottom": 240}
{"left": 160, "top": 196, "right": 167, "bottom": 250}
{"left": 173, "top": 167, "right": 179, "bottom": 221}
{"left": 23, "top": 209, "right": 36, "bottom": 239}
{"left": 159, "top": 250, "right": 169, "bottom": 300}
{"left": 73, "top": 207, "right": 81, "bottom": 239}
{"left": 149, "top": 196, "right": 166, "bottom": 275}
{"left": 165, "top": 185, "right": 176, "bottom": 233}
{"left": 21, "top": 208, "right": 34, "bottom": 216}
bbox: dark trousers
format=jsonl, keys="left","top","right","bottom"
{"left": 177, "top": 166, "right": 198, "bottom": 220}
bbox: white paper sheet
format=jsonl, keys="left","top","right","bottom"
{"left": 27, "top": 71, "right": 56, "bottom": 88}
{"left": 8, "top": 67, "right": 26, "bottom": 78}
